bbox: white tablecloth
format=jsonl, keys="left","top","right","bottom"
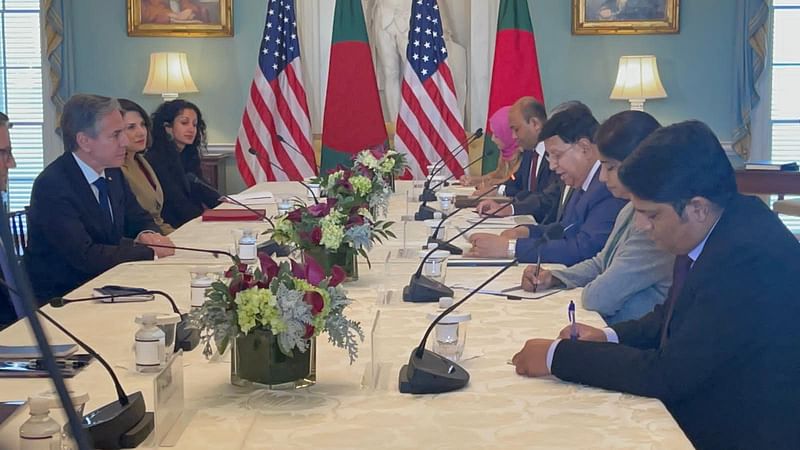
{"left": 0, "top": 182, "right": 691, "bottom": 449}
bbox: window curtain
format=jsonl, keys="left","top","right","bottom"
{"left": 733, "top": 0, "right": 769, "bottom": 161}
{"left": 43, "top": 0, "right": 74, "bottom": 129}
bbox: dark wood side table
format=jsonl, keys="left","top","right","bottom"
{"left": 200, "top": 153, "right": 231, "bottom": 192}
{"left": 735, "top": 170, "right": 800, "bottom": 200}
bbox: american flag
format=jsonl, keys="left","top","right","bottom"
{"left": 235, "top": 0, "right": 317, "bottom": 184}
{"left": 395, "top": 0, "right": 467, "bottom": 179}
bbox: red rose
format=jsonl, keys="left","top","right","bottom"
{"left": 304, "top": 291, "right": 324, "bottom": 315}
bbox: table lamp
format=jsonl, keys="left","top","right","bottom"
{"left": 609, "top": 55, "right": 667, "bottom": 111}
{"left": 142, "top": 52, "right": 199, "bottom": 101}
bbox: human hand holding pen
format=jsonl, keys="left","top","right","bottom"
{"left": 557, "top": 323, "right": 608, "bottom": 342}
{"left": 568, "top": 301, "right": 577, "bottom": 340}
{"left": 521, "top": 266, "right": 555, "bottom": 291}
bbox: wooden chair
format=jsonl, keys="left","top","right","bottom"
{"left": 8, "top": 207, "right": 28, "bottom": 258}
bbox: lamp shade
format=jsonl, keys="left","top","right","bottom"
{"left": 142, "top": 52, "right": 198, "bottom": 98}
{"left": 609, "top": 55, "right": 667, "bottom": 101}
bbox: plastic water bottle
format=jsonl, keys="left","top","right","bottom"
{"left": 19, "top": 397, "right": 62, "bottom": 450}
{"left": 135, "top": 313, "right": 165, "bottom": 373}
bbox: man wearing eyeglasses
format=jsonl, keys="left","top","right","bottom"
{"left": 0, "top": 112, "right": 17, "bottom": 210}
{"left": 467, "top": 106, "right": 626, "bottom": 265}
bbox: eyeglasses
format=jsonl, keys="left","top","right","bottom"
{"left": 546, "top": 144, "right": 576, "bottom": 164}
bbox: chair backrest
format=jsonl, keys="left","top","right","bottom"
{"left": 8, "top": 207, "right": 28, "bottom": 258}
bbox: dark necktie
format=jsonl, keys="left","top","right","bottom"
{"left": 659, "top": 255, "right": 693, "bottom": 348}
{"left": 93, "top": 176, "right": 113, "bottom": 223}
{"left": 527, "top": 152, "right": 538, "bottom": 191}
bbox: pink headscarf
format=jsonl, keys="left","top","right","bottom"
{"left": 488, "top": 105, "right": 517, "bottom": 160}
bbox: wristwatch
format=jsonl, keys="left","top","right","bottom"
{"left": 507, "top": 239, "right": 517, "bottom": 258}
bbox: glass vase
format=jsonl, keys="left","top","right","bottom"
{"left": 231, "top": 328, "right": 315, "bottom": 390}
{"left": 304, "top": 247, "right": 358, "bottom": 281}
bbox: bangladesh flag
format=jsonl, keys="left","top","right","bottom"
{"left": 482, "top": 0, "right": 545, "bottom": 174}
{"left": 320, "top": 0, "right": 387, "bottom": 173}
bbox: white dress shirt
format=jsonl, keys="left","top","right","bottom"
{"left": 72, "top": 153, "right": 113, "bottom": 222}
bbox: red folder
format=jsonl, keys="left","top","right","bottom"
{"left": 201, "top": 208, "right": 266, "bottom": 222}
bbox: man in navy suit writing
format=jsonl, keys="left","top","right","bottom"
{"left": 467, "top": 106, "right": 626, "bottom": 265}
{"left": 26, "top": 94, "right": 176, "bottom": 300}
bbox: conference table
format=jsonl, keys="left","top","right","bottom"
{"left": 0, "top": 182, "right": 692, "bottom": 449}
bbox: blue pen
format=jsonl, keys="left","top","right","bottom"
{"left": 568, "top": 301, "right": 577, "bottom": 340}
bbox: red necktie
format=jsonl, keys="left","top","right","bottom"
{"left": 659, "top": 255, "right": 693, "bottom": 348}
{"left": 528, "top": 153, "right": 538, "bottom": 191}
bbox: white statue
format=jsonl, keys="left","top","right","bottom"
{"left": 366, "top": 0, "right": 468, "bottom": 121}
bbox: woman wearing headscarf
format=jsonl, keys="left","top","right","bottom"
{"left": 460, "top": 105, "right": 522, "bottom": 189}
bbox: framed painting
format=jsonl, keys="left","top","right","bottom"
{"left": 127, "top": 0, "right": 233, "bottom": 37}
{"left": 572, "top": 0, "right": 680, "bottom": 35}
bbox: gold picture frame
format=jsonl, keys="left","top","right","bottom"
{"left": 127, "top": 0, "right": 233, "bottom": 37}
{"left": 572, "top": 0, "right": 679, "bottom": 35}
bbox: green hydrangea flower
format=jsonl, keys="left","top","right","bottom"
{"left": 234, "top": 288, "right": 285, "bottom": 334}
{"left": 350, "top": 175, "right": 372, "bottom": 196}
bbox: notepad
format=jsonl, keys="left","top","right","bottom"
{"left": 226, "top": 191, "right": 275, "bottom": 204}
{"left": 447, "top": 258, "right": 517, "bottom": 267}
{"left": 0, "top": 344, "right": 78, "bottom": 360}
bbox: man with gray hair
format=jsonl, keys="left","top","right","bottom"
{"left": 26, "top": 94, "right": 175, "bottom": 300}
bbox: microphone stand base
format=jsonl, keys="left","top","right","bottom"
{"left": 418, "top": 188, "right": 437, "bottom": 202}
{"left": 402, "top": 275, "right": 454, "bottom": 303}
{"left": 399, "top": 348, "right": 469, "bottom": 394}
{"left": 176, "top": 314, "right": 200, "bottom": 352}
{"left": 83, "top": 391, "right": 153, "bottom": 449}
{"left": 414, "top": 205, "right": 446, "bottom": 221}
{"left": 426, "top": 237, "right": 463, "bottom": 255}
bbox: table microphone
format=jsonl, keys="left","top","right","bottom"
{"left": 247, "top": 147, "right": 320, "bottom": 204}
{"left": 186, "top": 173, "right": 290, "bottom": 256}
{"left": 425, "top": 182, "right": 505, "bottom": 255}
{"left": 186, "top": 173, "right": 274, "bottom": 227}
{"left": 398, "top": 224, "right": 566, "bottom": 394}
{"left": 415, "top": 148, "right": 496, "bottom": 221}
{"left": 136, "top": 242, "right": 238, "bottom": 262}
{"left": 419, "top": 128, "right": 483, "bottom": 202}
{"left": 49, "top": 289, "right": 200, "bottom": 352}
{"left": 36, "top": 309, "right": 154, "bottom": 448}
{"left": 0, "top": 211, "right": 92, "bottom": 449}
{"left": 403, "top": 199, "right": 515, "bottom": 303}
{"left": 399, "top": 257, "right": 517, "bottom": 394}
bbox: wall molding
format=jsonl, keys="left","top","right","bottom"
{"left": 207, "top": 143, "right": 236, "bottom": 154}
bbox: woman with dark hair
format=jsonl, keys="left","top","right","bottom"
{"left": 145, "top": 99, "right": 220, "bottom": 228}
{"left": 118, "top": 99, "right": 174, "bottom": 234}
{"left": 521, "top": 110, "right": 674, "bottom": 324}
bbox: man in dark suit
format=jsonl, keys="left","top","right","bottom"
{"left": 468, "top": 106, "right": 626, "bottom": 265}
{"left": 26, "top": 94, "right": 176, "bottom": 301}
{"left": 0, "top": 111, "right": 19, "bottom": 329}
{"left": 475, "top": 97, "right": 563, "bottom": 224}
{"left": 511, "top": 121, "right": 800, "bottom": 449}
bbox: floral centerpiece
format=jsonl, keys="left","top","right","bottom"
{"left": 270, "top": 168, "right": 395, "bottom": 279}
{"left": 352, "top": 147, "right": 407, "bottom": 192}
{"left": 190, "top": 253, "right": 363, "bottom": 387}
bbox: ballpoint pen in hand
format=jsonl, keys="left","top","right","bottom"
{"left": 532, "top": 253, "right": 542, "bottom": 293}
{"left": 568, "top": 301, "right": 577, "bottom": 340}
